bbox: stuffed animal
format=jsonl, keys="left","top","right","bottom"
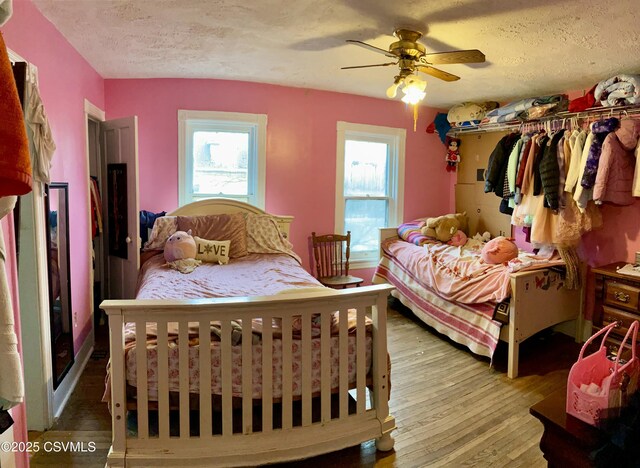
{"left": 473, "top": 231, "right": 491, "bottom": 242}
{"left": 421, "top": 216, "right": 460, "bottom": 242}
{"left": 481, "top": 236, "right": 519, "bottom": 264}
{"left": 447, "top": 230, "right": 468, "bottom": 247}
{"left": 164, "top": 230, "right": 197, "bottom": 263}
{"left": 420, "top": 212, "right": 469, "bottom": 242}
{"left": 446, "top": 137, "right": 461, "bottom": 172}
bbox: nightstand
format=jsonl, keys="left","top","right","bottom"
{"left": 592, "top": 262, "right": 640, "bottom": 354}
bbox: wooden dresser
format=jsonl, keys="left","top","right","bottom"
{"left": 592, "top": 262, "right": 640, "bottom": 352}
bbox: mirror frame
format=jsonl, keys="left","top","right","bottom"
{"left": 45, "top": 182, "right": 74, "bottom": 389}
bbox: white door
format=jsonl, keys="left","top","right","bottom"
{"left": 101, "top": 116, "right": 139, "bottom": 299}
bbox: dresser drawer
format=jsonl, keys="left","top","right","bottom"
{"left": 601, "top": 305, "right": 639, "bottom": 339}
{"left": 604, "top": 281, "right": 640, "bottom": 312}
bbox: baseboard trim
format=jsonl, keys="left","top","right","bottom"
{"left": 53, "top": 333, "right": 95, "bottom": 420}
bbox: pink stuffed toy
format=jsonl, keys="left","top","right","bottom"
{"left": 447, "top": 230, "right": 467, "bottom": 247}
{"left": 481, "top": 236, "right": 519, "bottom": 264}
{"left": 164, "top": 230, "right": 197, "bottom": 263}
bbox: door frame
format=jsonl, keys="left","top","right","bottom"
{"left": 84, "top": 99, "right": 105, "bottom": 324}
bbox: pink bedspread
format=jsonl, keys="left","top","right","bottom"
{"left": 136, "top": 253, "right": 322, "bottom": 299}
{"left": 381, "top": 238, "right": 564, "bottom": 304}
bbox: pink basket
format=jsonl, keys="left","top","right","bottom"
{"left": 566, "top": 321, "right": 639, "bottom": 426}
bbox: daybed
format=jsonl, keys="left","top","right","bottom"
{"left": 101, "top": 198, "right": 395, "bottom": 467}
{"left": 374, "top": 226, "right": 584, "bottom": 379}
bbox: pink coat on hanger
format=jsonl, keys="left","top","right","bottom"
{"left": 593, "top": 119, "right": 640, "bottom": 206}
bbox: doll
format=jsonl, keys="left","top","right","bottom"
{"left": 446, "top": 137, "right": 461, "bottom": 172}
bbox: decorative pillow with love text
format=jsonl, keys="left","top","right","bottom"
{"left": 194, "top": 237, "right": 231, "bottom": 265}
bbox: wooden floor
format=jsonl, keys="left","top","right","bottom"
{"left": 29, "top": 298, "right": 581, "bottom": 467}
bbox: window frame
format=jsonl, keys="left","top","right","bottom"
{"left": 178, "top": 110, "right": 267, "bottom": 208}
{"left": 335, "top": 121, "right": 405, "bottom": 269}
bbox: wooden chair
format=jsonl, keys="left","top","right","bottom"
{"left": 311, "top": 231, "right": 364, "bottom": 288}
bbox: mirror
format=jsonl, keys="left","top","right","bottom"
{"left": 45, "top": 182, "right": 74, "bottom": 389}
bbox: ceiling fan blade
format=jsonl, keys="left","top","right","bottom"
{"left": 417, "top": 65, "right": 460, "bottom": 82}
{"left": 421, "top": 49, "right": 485, "bottom": 65}
{"left": 341, "top": 62, "right": 397, "bottom": 70}
{"left": 346, "top": 40, "right": 396, "bottom": 58}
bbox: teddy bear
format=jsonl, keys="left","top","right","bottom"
{"left": 163, "top": 230, "right": 201, "bottom": 273}
{"left": 481, "top": 236, "right": 519, "bottom": 264}
{"left": 445, "top": 137, "right": 461, "bottom": 172}
{"left": 420, "top": 212, "right": 469, "bottom": 242}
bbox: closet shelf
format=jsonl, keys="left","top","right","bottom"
{"left": 448, "top": 103, "right": 640, "bottom": 136}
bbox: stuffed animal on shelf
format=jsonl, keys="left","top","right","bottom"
{"left": 164, "top": 230, "right": 201, "bottom": 273}
{"left": 481, "top": 236, "right": 519, "bottom": 264}
{"left": 446, "top": 137, "right": 461, "bottom": 172}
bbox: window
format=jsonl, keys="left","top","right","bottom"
{"left": 335, "top": 122, "right": 405, "bottom": 267}
{"left": 178, "top": 110, "right": 267, "bottom": 208}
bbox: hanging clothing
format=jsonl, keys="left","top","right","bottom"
{"left": 580, "top": 118, "right": 619, "bottom": 189}
{"left": 484, "top": 133, "right": 520, "bottom": 196}
{"left": 0, "top": 32, "right": 32, "bottom": 197}
{"left": 539, "top": 131, "right": 565, "bottom": 210}
{"left": 633, "top": 138, "right": 640, "bottom": 197}
{"left": 574, "top": 129, "right": 596, "bottom": 211}
{"left": 0, "top": 196, "right": 24, "bottom": 410}
{"left": 564, "top": 129, "right": 587, "bottom": 193}
{"left": 90, "top": 177, "right": 103, "bottom": 238}
{"left": 593, "top": 119, "right": 640, "bottom": 206}
{"left": 25, "top": 79, "right": 56, "bottom": 184}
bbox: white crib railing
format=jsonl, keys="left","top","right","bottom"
{"left": 102, "top": 284, "right": 395, "bottom": 467}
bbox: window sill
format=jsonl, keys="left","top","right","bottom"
{"left": 349, "top": 259, "right": 379, "bottom": 270}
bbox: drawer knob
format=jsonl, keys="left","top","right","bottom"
{"left": 614, "top": 291, "right": 631, "bottom": 303}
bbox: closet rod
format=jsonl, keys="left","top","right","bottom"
{"left": 448, "top": 103, "right": 640, "bottom": 136}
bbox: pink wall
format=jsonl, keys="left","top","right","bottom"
{"left": 3, "top": 0, "right": 105, "bottom": 352}
{"left": 105, "top": 79, "right": 453, "bottom": 273}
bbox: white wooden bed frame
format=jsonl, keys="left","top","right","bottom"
{"left": 101, "top": 199, "right": 396, "bottom": 467}
{"left": 379, "top": 228, "right": 584, "bottom": 379}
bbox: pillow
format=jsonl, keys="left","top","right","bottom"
{"left": 143, "top": 216, "right": 177, "bottom": 250}
{"left": 397, "top": 220, "right": 430, "bottom": 246}
{"left": 177, "top": 213, "right": 247, "bottom": 258}
{"left": 245, "top": 213, "right": 301, "bottom": 263}
{"left": 194, "top": 236, "right": 230, "bottom": 264}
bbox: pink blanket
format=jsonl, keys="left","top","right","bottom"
{"left": 382, "top": 239, "right": 564, "bottom": 304}
{"left": 137, "top": 252, "right": 322, "bottom": 299}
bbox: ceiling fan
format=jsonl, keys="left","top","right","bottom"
{"left": 342, "top": 28, "right": 485, "bottom": 100}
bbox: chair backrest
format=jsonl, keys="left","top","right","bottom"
{"left": 311, "top": 231, "right": 351, "bottom": 279}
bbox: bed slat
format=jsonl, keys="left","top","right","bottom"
{"left": 221, "top": 320, "right": 233, "bottom": 436}
{"left": 301, "top": 313, "right": 312, "bottom": 426}
{"left": 339, "top": 308, "right": 349, "bottom": 419}
{"left": 135, "top": 319, "right": 149, "bottom": 439}
{"left": 356, "top": 307, "right": 366, "bottom": 414}
{"left": 199, "top": 319, "right": 212, "bottom": 437}
{"left": 178, "top": 319, "right": 190, "bottom": 439}
{"left": 320, "top": 310, "right": 331, "bottom": 424}
{"left": 261, "top": 315, "right": 273, "bottom": 433}
{"left": 157, "top": 319, "right": 170, "bottom": 440}
{"left": 282, "top": 315, "right": 293, "bottom": 430}
{"left": 242, "top": 318, "right": 253, "bottom": 434}
{"left": 109, "top": 313, "right": 126, "bottom": 456}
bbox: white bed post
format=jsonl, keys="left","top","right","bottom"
{"left": 372, "top": 294, "right": 395, "bottom": 451}
{"left": 107, "top": 311, "right": 127, "bottom": 467}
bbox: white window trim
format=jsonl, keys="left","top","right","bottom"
{"left": 335, "top": 121, "right": 405, "bottom": 269}
{"left": 178, "top": 110, "right": 267, "bottom": 209}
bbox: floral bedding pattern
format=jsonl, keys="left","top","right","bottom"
{"left": 126, "top": 335, "right": 372, "bottom": 399}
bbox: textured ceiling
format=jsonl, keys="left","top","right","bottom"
{"left": 32, "top": 0, "right": 640, "bottom": 108}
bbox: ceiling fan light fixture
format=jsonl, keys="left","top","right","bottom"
{"left": 386, "top": 80, "right": 402, "bottom": 98}
{"left": 400, "top": 75, "right": 427, "bottom": 105}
